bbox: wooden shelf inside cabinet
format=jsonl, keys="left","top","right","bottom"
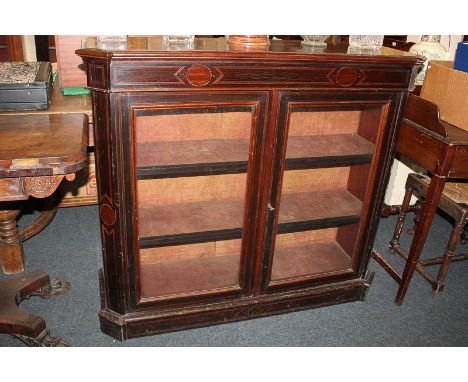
{"left": 140, "top": 253, "right": 240, "bottom": 298}
{"left": 285, "top": 134, "right": 374, "bottom": 170}
{"left": 138, "top": 188, "right": 363, "bottom": 249}
{"left": 136, "top": 134, "right": 375, "bottom": 179}
{"left": 272, "top": 241, "right": 352, "bottom": 281}
{"left": 136, "top": 139, "right": 250, "bottom": 179}
{"left": 277, "top": 189, "right": 363, "bottom": 234}
{"left": 138, "top": 198, "right": 244, "bottom": 248}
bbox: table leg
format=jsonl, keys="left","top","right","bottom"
{"left": 395, "top": 175, "right": 447, "bottom": 305}
{"left": 0, "top": 202, "right": 24, "bottom": 274}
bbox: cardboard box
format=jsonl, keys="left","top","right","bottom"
{"left": 420, "top": 60, "right": 468, "bottom": 132}
{"left": 59, "top": 151, "right": 98, "bottom": 207}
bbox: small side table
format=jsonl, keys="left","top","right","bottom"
{"left": 374, "top": 94, "right": 468, "bottom": 305}
{"left": 0, "top": 113, "right": 88, "bottom": 346}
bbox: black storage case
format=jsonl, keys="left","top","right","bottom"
{"left": 0, "top": 62, "right": 52, "bottom": 111}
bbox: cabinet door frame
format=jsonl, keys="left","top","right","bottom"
{"left": 115, "top": 90, "right": 271, "bottom": 311}
{"left": 259, "top": 90, "right": 406, "bottom": 293}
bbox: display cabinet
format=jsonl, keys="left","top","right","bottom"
{"left": 77, "top": 37, "right": 422, "bottom": 340}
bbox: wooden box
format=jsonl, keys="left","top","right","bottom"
{"left": 0, "top": 62, "right": 52, "bottom": 110}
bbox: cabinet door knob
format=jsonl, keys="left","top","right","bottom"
{"left": 267, "top": 203, "right": 275, "bottom": 211}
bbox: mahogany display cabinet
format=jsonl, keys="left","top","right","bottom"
{"left": 77, "top": 37, "right": 422, "bottom": 340}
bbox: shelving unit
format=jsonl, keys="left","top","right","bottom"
{"left": 135, "top": 107, "right": 374, "bottom": 278}
{"left": 138, "top": 188, "right": 362, "bottom": 246}
{"left": 136, "top": 133, "right": 374, "bottom": 179}
{"left": 77, "top": 37, "right": 421, "bottom": 340}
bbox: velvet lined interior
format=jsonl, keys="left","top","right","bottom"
{"left": 271, "top": 241, "right": 352, "bottom": 281}
{"left": 135, "top": 134, "right": 374, "bottom": 169}
{"left": 138, "top": 188, "right": 362, "bottom": 239}
{"left": 140, "top": 239, "right": 242, "bottom": 265}
{"left": 140, "top": 250, "right": 241, "bottom": 298}
{"left": 271, "top": 227, "right": 355, "bottom": 281}
{"left": 134, "top": 106, "right": 383, "bottom": 296}
{"left": 135, "top": 111, "right": 253, "bottom": 143}
{"left": 135, "top": 110, "right": 252, "bottom": 298}
{"left": 288, "top": 110, "right": 360, "bottom": 136}
{"left": 137, "top": 173, "right": 248, "bottom": 207}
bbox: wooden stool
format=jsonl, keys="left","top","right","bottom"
{"left": 389, "top": 173, "right": 468, "bottom": 294}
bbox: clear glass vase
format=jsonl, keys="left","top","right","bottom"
{"left": 349, "top": 35, "right": 384, "bottom": 48}
{"left": 163, "top": 35, "right": 195, "bottom": 45}
{"left": 301, "top": 35, "right": 329, "bottom": 47}
{"left": 96, "top": 35, "right": 127, "bottom": 50}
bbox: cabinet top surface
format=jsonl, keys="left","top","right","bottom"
{"left": 77, "top": 37, "right": 422, "bottom": 64}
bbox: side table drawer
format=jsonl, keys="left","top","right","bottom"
{"left": 396, "top": 122, "right": 445, "bottom": 174}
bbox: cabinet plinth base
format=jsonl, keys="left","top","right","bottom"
{"left": 98, "top": 274, "right": 373, "bottom": 341}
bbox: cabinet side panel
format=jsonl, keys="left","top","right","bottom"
{"left": 92, "top": 91, "right": 127, "bottom": 314}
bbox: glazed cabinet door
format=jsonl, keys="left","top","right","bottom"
{"left": 261, "top": 91, "right": 401, "bottom": 292}
{"left": 119, "top": 92, "right": 269, "bottom": 308}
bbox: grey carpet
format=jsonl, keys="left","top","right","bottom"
{"left": 1, "top": 203, "right": 467, "bottom": 346}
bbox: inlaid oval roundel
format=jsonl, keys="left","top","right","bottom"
{"left": 187, "top": 65, "right": 212, "bottom": 86}
{"left": 335, "top": 67, "right": 359, "bottom": 86}
{"left": 100, "top": 203, "right": 116, "bottom": 226}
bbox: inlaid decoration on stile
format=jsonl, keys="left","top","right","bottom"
{"left": 327, "top": 67, "right": 365, "bottom": 87}
{"left": 177, "top": 65, "right": 224, "bottom": 87}
{"left": 99, "top": 203, "right": 116, "bottom": 227}
{"left": 88, "top": 63, "right": 107, "bottom": 88}
{"left": 186, "top": 65, "right": 213, "bottom": 86}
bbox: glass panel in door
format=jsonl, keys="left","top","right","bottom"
{"left": 269, "top": 101, "right": 387, "bottom": 286}
{"left": 133, "top": 105, "right": 256, "bottom": 299}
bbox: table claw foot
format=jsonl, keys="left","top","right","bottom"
{"left": 14, "top": 330, "right": 70, "bottom": 347}
{"left": 29, "top": 278, "right": 71, "bottom": 299}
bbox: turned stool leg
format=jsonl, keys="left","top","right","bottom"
{"left": 434, "top": 214, "right": 468, "bottom": 294}
{"left": 390, "top": 186, "right": 413, "bottom": 247}
{"left": 0, "top": 202, "right": 24, "bottom": 274}
{"left": 461, "top": 225, "right": 467, "bottom": 244}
